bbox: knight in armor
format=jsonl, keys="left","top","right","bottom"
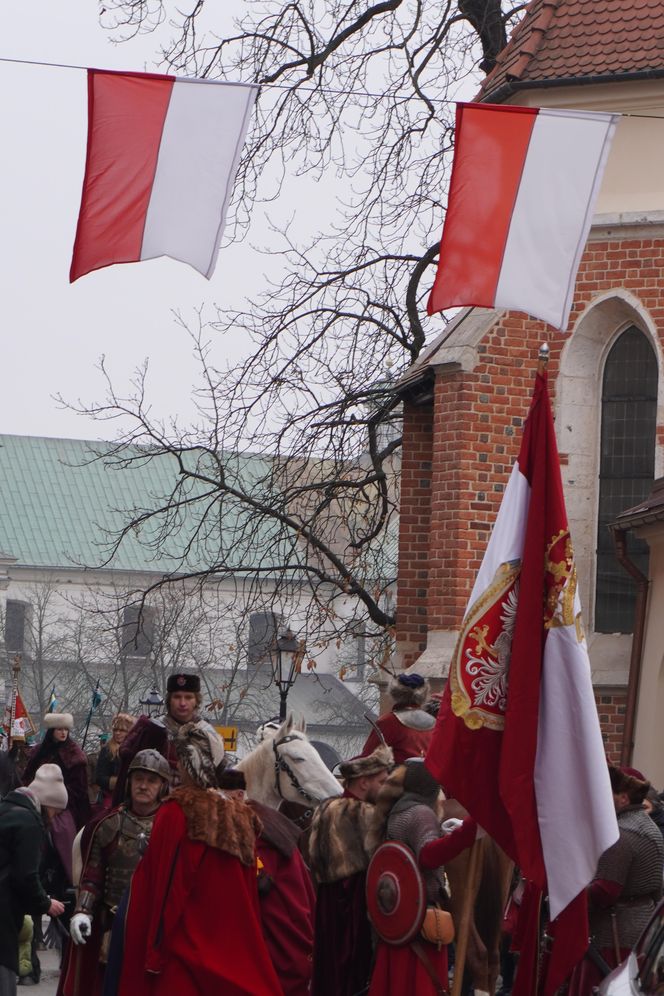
{"left": 117, "top": 721, "right": 283, "bottom": 995}
{"left": 59, "top": 749, "right": 171, "bottom": 996}
{"left": 112, "top": 673, "right": 224, "bottom": 802}
{"left": 361, "top": 673, "right": 436, "bottom": 765}
{"left": 566, "top": 764, "right": 664, "bottom": 996}
{"left": 366, "top": 758, "right": 478, "bottom": 996}
{"left": 306, "top": 744, "right": 394, "bottom": 996}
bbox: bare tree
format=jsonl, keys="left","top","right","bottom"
{"left": 64, "top": 1, "right": 525, "bottom": 668}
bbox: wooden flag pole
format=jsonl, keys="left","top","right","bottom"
{"left": 7, "top": 654, "right": 21, "bottom": 750}
{"left": 451, "top": 835, "right": 484, "bottom": 996}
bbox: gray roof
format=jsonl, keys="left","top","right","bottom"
{"left": 0, "top": 434, "right": 298, "bottom": 575}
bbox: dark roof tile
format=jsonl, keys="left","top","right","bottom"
{"left": 480, "top": 0, "right": 664, "bottom": 101}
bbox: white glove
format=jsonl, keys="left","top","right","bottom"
{"left": 70, "top": 913, "right": 93, "bottom": 945}
{"left": 442, "top": 818, "right": 464, "bottom": 835}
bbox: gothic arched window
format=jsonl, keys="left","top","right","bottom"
{"left": 595, "top": 327, "right": 657, "bottom": 633}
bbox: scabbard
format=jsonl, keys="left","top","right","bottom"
{"left": 585, "top": 941, "right": 613, "bottom": 978}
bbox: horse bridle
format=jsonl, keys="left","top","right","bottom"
{"left": 272, "top": 733, "right": 318, "bottom": 805}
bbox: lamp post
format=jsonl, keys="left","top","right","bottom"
{"left": 271, "top": 630, "right": 301, "bottom": 721}
{"left": 139, "top": 685, "right": 164, "bottom": 718}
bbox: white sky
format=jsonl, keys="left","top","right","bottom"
{"left": 0, "top": 2, "right": 273, "bottom": 440}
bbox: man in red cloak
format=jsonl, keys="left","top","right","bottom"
{"left": 118, "top": 721, "right": 283, "bottom": 996}
{"left": 218, "top": 767, "right": 316, "bottom": 996}
{"left": 361, "top": 674, "right": 435, "bottom": 764}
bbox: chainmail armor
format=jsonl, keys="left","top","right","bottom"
{"left": 591, "top": 805, "right": 664, "bottom": 949}
{"left": 77, "top": 807, "right": 157, "bottom": 914}
{"left": 386, "top": 803, "right": 445, "bottom": 905}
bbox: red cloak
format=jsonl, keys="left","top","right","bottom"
{"left": 119, "top": 796, "right": 284, "bottom": 996}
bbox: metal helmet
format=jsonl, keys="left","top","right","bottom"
{"left": 128, "top": 748, "right": 171, "bottom": 782}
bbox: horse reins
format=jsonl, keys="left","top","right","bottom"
{"left": 271, "top": 733, "right": 318, "bottom": 805}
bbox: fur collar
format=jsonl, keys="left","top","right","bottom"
{"left": 170, "top": 787, "right": 262, "bottom": 866}
{"left": 308, "top": 796, "right": 375, "bottom": 885}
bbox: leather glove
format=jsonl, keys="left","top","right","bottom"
{"left": 441, "top": 817, "right": 464, "bottom": 835}
{"left": 70, "top": 913, "right": 93, "bottom": 945}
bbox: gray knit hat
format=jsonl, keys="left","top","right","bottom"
{"left": 28, "top": 764, "right": 68, "bottom": 811}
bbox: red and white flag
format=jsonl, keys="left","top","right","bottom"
{"left": 427, "top": 103, "right": 618, "bottom": 331}
{"left": 70, "top": 70, "right": 257, "bottom": 282}
{"left": 425, "top": 363, "right": 618, "bottom": 994}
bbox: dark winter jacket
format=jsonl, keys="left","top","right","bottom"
{"left": 0, "top": 789, "right": 51, "bottom": 973}
{"left": 23, "top": 734, "right": 91, "bottom": 830}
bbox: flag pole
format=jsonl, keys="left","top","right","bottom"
{"left": 451, "top": 835, "right": 484, "bottom": 996}
{"left": 538, "top": 341, "right": 550, "bottom": 374}
{"left": 7, "top": 654, "right": 21, "bottom": 751}
{"left": 81, "top": 679, "right": 100, "bottom": 750}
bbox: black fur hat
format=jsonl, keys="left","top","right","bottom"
{"left": 166, "top": 672, "right": 201, "bottom": 694}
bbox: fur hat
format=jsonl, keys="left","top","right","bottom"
{"left": 166, "top": 673, "right": 200, "bottom": 694}
{"left": 112, "top": 713, "right": 136, "bottom": 733}
{"left": 43, "top": 713, "right": 74, "bottom": 731}
{"left": 175, "top": 722, "right": 225, "bottom": 789}
{"left": 28, "top": 763, "right": 68, "bottom": 811}
{"left": 217, "top": 768, "right": 247, "bottom": 792}
{"left": 339, "top": 746, "right": 394, "bottom": 783}
{"left": 609, "top": 764, "right": 650, "bottom": 805}
{"left": 389, "top": 673, "right": 430, "bottom": 708}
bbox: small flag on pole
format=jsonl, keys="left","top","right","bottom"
{"left": 70, "top": 70, "right": 258, "bottom": 282}
{"left": 48, "top": 686, "right": 57, "bottom": 713}
{"left": 427, "top": 102, "right": 619, "bottom": 331}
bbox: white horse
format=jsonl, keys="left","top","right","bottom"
{"left": 237, "top": 715, "right": 342, "bottom": 809}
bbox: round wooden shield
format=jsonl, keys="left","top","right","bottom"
{"left": 365, "top": 841, "right": 427, "bottom": 945}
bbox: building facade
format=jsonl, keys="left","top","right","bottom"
{"left": 394, "top": 0, "right": 664, "bottom": 782}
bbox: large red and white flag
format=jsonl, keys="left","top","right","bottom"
{"left": 70, "top": 70, "right": 257, "bottom": 282}
{"left": 427, "top": 103, "right": 618, "bottom": 331}
{"left": 426, "top": 363, "right": 618, "bottom": 994}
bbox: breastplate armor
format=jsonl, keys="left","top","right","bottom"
{"left": 103, "top": 810, "right": 156, "bottom": 909}
{"left": 394, "top": 709, "right": 436, "bottom": 731}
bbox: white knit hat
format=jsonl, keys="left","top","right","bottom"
{"left": 43, "top": 713, "right": 74, "bottom": 731}
{"left": 28, "top": 764, "right": 68, "bottom": 811}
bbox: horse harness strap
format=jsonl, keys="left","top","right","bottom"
{"left": 272, "top": 734, "right": 317, "bottom": 805}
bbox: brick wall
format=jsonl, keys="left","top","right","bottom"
{"left": 397, "top": 399, "right": 433, "bottom": 669}
{"left": 595, "top": 688, "right": 628, "bottom": 763}
{"left": 395, "top": 232, "right": 661, "bottom": 716}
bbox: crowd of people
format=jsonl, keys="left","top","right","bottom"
{"left": 0, "top": 669, "right": 663, "bottom": 996}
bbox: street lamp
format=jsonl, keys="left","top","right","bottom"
{"left": 139, "top": 685, "right": 164, "bottom": 718}
{"left": 271, "top": 630, "right": 302, "bottom": 721}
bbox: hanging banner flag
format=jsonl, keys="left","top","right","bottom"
{"left": 48, "top": 686, "right": 57, "bottom": 713}
{"left": 11, "top": 691, "right": 36, "bottom": 742}
{"left": 425, "top": 357, "right": 618, "bottom": 994}
{"left": 70, "top": 70, "right": 258, "bottom": 282}
{"left": 427, "top": 103, "right": 618, "bottom": 331}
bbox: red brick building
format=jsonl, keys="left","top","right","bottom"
{"left": 393, "top": 0, "right": 664, "bottom": 781}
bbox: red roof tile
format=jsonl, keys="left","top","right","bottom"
{"left": 479, "top": 0, "right": 664, "bottom": 102}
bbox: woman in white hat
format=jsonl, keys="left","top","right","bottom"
{"left": 23, "top": 713, "right": 91, "bottom": 831}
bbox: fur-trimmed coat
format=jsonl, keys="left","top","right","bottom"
{"left": 118, "top": 788, "right": 283, "bottom": 996}
{"left": 307, "top": 794, "right": 375, "bottom": 885}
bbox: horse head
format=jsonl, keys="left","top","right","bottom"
{"left": 238, "top": 714, "right": 343, "bottom": 809}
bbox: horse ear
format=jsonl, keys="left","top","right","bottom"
{"left": 297, "top": 716, "right": 307, "bottom": 734}
{"left": 276, "top": 715, "right": 293, "bottom": 739}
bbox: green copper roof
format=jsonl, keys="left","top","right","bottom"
{"left": 0, "top": 434, "right": 298, "bottom": 576}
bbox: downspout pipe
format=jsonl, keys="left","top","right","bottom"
{"left": 609, "top": 526, "right": 649, "bottom": 766}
